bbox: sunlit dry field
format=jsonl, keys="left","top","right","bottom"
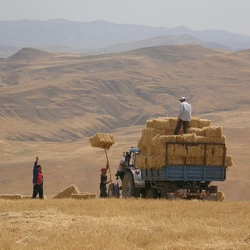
{"left": 0, "top": 199, "right": 249, "bottom": 250}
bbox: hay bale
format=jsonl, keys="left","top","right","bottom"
{"left": 188, "top": 128, "right": 206, "bottom": 137}
{"left": 189, "top": 117, "right": 200, "bottom": 128}
{"left": 225, "top": 155, "right": 233, "bottom": 167}
{"left": 204, "top": 126, "right": 223, "bottom": 138}
{"left": 152, "top": 119, "right": 171, "bottom": 130}
{"left": 186, "top": 156, "right": 204, "bottom": 165}
{"left": 187, "top": 144, "right": 205, "bottom": 158}
{"left": 198, "top": 119, "right": 211, "bottom": 128}
{"left": 52, "top": 185, "right": 80, "bottom": 199}
{"left": 89, "top": 133, "right": 115, "bottom": 149}
{"left": 0, "top": 194, "right": 22, "bottom": 200}
{"left": 146, "top": 119, "right": 153, "bottom": 128}
{"left": 71, "top": 193, "right": 96, "bottom": 199}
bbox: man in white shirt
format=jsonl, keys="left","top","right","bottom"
{"left": 116, "top": 154, "right": 130, "bottom": 181}
{"left": 174, "top": 97, "right": 192, "bottom": 135}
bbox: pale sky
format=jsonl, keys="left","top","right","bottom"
{"left": 1, "top": 0, "right": 250, "bottom": 36}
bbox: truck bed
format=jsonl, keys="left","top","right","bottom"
{"left": 141, "top": 165, "right": 226, "bottom": 182}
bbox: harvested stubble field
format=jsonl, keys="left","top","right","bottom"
{"left": 0, "top": 198, "right": 249, "bottom": 250}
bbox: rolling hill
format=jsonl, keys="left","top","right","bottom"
{"left": 0, "top": 45, "right": 249, "bottom": 201}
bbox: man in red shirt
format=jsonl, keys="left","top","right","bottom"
{"left": 32, "top": 156, "right": 44, "bottom": 199}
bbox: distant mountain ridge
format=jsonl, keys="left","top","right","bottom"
{"left": 0, "top": 19, "right": 250, "bottom": 57}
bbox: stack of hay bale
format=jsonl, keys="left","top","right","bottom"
{"left": 136, "top": 117, "right": 233, "bottom": 169}
{"left": 52, "top": 185, "right": 96, "bottom": 199}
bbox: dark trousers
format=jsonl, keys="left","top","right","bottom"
{"left": 116, "top": 171, "right": 125, "bottom": 181}
{"left": 100, "top": 187, "right": 108, "bottom": 198}
{"left": 174, "top": 119, "right": 189, "bottom": 135}
{"left": 32, "top": 184, "right": 44, "bottom": 199}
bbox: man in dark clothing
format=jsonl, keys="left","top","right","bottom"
{"left": 32, "top": 156, "right": 44, "bottom": 199}
{"left": 100, "top": 162, "right": 111, "bottom": 198}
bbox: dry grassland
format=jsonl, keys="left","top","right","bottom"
{"left": 0, "top": 199, "right": 249, "bottom": 250}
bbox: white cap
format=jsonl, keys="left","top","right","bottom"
{"left": 179, "top": 97, "right": 185, "bottom": 101}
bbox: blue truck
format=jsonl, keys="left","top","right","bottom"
{"left": 120, "top": 142, "right": 227, "bottom": 200}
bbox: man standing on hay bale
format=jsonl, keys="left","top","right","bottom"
{"left": 100, "top": 162, "right": 112, "bottom": 198}
{"left": 174, "top": 96, "right": 192, "bottom": 135}
{"left": 32, "top": 156, "right": 44, "bottom": 199}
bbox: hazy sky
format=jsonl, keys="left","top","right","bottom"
{"left": 1, "top": 0, "right": 250, "bottom": 36}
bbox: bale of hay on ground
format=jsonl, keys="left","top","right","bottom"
{"left": 89, "top": 133, "right": 115, "bottom": 149}
{"left": 71, "top": 193, "right": 96, "bottom": 200}
{"left": 0, "top": 194, "right": 22, "bottom": 200}
{"left": 52, "top": 185, "right": 80, "bottom": 199}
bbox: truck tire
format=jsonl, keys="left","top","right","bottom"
{"left": 122, "top": 171, "right": 140, "bottom": 198}
{"left": 145, "top": 187, "right": 158, "bottom": 199}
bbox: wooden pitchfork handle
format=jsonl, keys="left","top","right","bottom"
{"left": 104, "top": 148, "right": 112, "bottom": 181}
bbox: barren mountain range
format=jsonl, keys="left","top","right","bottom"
{"left": 0, "top": 44, "right": 250, "bottom": 201}
{"left": 1, "top": 19, "right": 250, "bottom": 58}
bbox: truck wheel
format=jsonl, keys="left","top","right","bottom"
{"left": 145, "top": 187, "right": 158, "bottom": 199}
{"left": 122, "top": 171, "right": 140, "bottom": 198}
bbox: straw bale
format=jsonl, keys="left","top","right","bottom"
{"left": 206, "top": 156, "right": 224, "bottom": 166}
{"left": 152, "top": 119, "right": 171, "bottom": 130}
{"left": 163, "top": 129, "right": 175, "bottom": 135}
{"left": 183, "top": 133, "right": 197, "bottom": 143}
{"left": 189, "top": 117, "right": 200, "bottom": 128}
{"left": 173, "top": 144, "right": 187, "bottom": 157}
{"left": 136, "top": 155, "right": 147, "bottom": 169}
{"left": 205, "top": 144, "right": 225, "bottom": 165}
{"left": 187, "top": 144, "right": 205, "bottom": 157}
{"left": 198, "top": 119, "right": 211, "bottom": 128}
{"left": 167, "top": 155, "right": 186, "bottom": 165}
{"left": 154, "top": 155, "right": 166, "bottom": 168}
{"left": 137, "top": 138, "right": 142, "bottom": 148}
{"left": 141, "top": 128, "right": 163, "bottom": 147}
{"left": 0, "top": 194, "right": 22, "bottom": 200}
{"left": 146, "top": 119, "right": 153, "bottom": 128}
{"left": 186, "top": 157, "right": 205, "bottom": 165}
{"left": 205, "top": 135, "right": 226, "bottom": 143}
{"left": 188, "top": 128, "right": 206, "bottom": 137}
{"left": 204, "top": 126, "right": 223, "bottom": 138}
{"left": 152, "top": 135, "right": 173, "bottom": 145}
{"left": 147, "top": 156, "right": 156, "bottom": 168}
{"left": 217, "top": 191, "right": 225, "bottom": 201}
{"left": 146, "top": 145, "right": 156, "bottom": 156}
{"left": 196, "top": 136, "right": 209, "bottom": 143}
{"left": 225, "top": 155, "right": 233, "bottom": 167}
{"left": 22, "top": 196, "right": 33, "bottom": 199}
{"left": 168, "top": 117, "right": 179, "bottom": 130}
{"left": 71, "top": 193, "right": 96, "bottom": 199}
{"left": 206, "top": 145, "right": 225, "bottom": 158}
{"left": 89, "top": 133, "right": 115, "bottom": 149}
{"left": 52, "top": 185, "right": 80, "bottom": 199}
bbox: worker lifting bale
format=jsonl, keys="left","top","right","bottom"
{"left": 89, "top": 133, "right": 116, "bottom": 196}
